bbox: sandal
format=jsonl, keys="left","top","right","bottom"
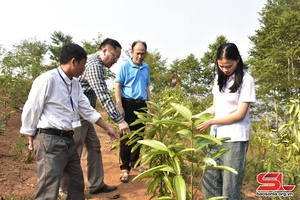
{"left": 120, "top": 170, "right": 129, "bottom": 183}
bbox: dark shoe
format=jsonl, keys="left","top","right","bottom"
{"left": 90, "top": 184, "right": 118, "bottom": 194}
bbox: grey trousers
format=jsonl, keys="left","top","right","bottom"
{"left": 60, "top": 119, "right": 105, "bottom": 196}
{"left": 202, "top": 141, "right": 248, "bottom": 200}
{"left": 34, "top": 131, "right": 84, "bottom": 200}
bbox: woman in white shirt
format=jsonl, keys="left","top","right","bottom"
{"left": 196, "top": 43, "right": 256, "bottom": 199}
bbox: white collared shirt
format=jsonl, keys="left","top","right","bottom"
{"left": 20, "top": 67, "right": 101, "bottom": 136}
{"left": 210, "top": 71, "right": 256, "bottom": 142}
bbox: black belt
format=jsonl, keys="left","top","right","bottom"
{"left": 122, "top": 98, "right": 146, "bottom": 104}
{"left": 40, "top": 128, "right": 74, "bottom": 138}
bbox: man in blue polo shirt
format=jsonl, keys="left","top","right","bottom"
{"left": 115, "top": 40, "right": 152, "bottom": 183}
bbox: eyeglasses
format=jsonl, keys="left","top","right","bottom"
{"left": 109, "top": 51, "right": 119, "bottom": 61}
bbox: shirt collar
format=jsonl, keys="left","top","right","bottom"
{"left": 227, "top": 73, "right": 235, "bottom": 81}
{"left": 129, "top": 58, "right": 144, "bottom": 69}
{"left": 57, "top": 67, "right": 72, "bottom": 85}
{"left": 94, "top": 52, "right": 104, "bottom": 66}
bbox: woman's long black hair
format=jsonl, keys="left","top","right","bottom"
{"left": 216, "top": 43, "right": 244, "bottom": 93}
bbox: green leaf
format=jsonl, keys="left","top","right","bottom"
{"left": 140, "top": 154, "right": 154, "bottom": 166}
{"left": 266, "top": 163, "right": 271, "bottom": 172}
{"left": 162, "top": 107, "right": 176, "bottom": 118}
{"left": 127, "top": 136, "right": 142, "bottom": 146}
{"left": 203, "top": 158, "right": 217, "bottom": 166}
{"left": 167, "top": 147, "right": 176, "bottom": 157}
{"left": 137, "top": 140, "right": 168, "bottom": 151}
{"left": 147, "top": 100, "right": 158, "bottom": 108}
{"left": 132, "top": 165, "right": 175, "bottom": 181}
{"left": 134, "top": 110, "right": 149, "bottom": 117}
{"left": 206, "top": 196, "right": 229, "bottom": 200}
{"left": 167, "top": 144, "right": 185, "bottom": 150}
{"left": 288, "top": 103, "right": 295, "bottom": 114}
{"left": 163, "top": 174, "right": 175, "bottom": 194}
{"left": 177, "top": 129, "right": 191, "bottom": 138}
{"left": 294, "top": 103, "right": 299, "bottom": 118}
{"left": 147, "top": 178, "right": 159, "bottom": 195}
{"left": 172, "top": 156, "right": 181, "bottom": 175}
{"left": 131, "top": 142, "right": 142, "bottom": 152}
{"left": 175, "top": 148, "right": 196, "bottom": 156}
{"left": 194, "top": 134, "right": 223, "bottom": 145}
{"left": 186, "top": 155, "right": 198, "bottom": 163}
{"left": 292, "top": 143, "right": 299, "bottom": 152}
{"left": 171, "top": 103, "right": 192, "bottom": 121}
{"left": 278, "top": 124, "right": 287, "bottom": 132}
{"left": 173, "top": 175, "right": 186, "bottom": 200}
{"left": 153, "top": 120, "right": 190, "bottom": 127}
{"left": 120, "top": 134, "right": 129, "bottom": 141}
{"left": 130, "top": 126, "right": 145, "bottom": 136}
{"left": 158, "top": 197, "right": 174, "bottom": 200}
{"left": 130, "top": 118, "right": 151, "bottom": 126}
{"left": 193, "top": 113, "right": 214, "bottom": 126}
{"left": 211, "top": 148, "right": 229, "bottom": 159}
{"left": 219, "top": 137, "right": 231, "bottom": 142}
{"left": 109, "top": 142, "right": 119, "bottom": 151}
{"left": 141, "top": 149, "right": 169, "bottom": 159}
{"left": 193, "top": 139, "right": 214, "bottom": 150}
{"left": 206, "top": 165, "right": 238, "bottom": 174}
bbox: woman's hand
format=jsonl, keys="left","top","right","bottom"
{"left": 196, "top": 120, "right": 212, "bottom": 132}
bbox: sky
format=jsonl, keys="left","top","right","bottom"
{"left": 1, "top": 0, "right": 266, "bottom": 68}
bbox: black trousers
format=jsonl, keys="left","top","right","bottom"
{"left": 120, "top": 98, "right": 146, "bottom": 171}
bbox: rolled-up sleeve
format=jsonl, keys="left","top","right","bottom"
{"left": 85, "top": 58, "right": 123, "bottom": 124}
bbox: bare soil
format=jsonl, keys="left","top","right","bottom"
{"left": 0, "top": 106, "right": 258, "bottom": 200}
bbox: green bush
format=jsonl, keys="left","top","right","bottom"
{"left": 124, "top": 97, "right": 236, "bottom": 200}
{"left": 245, "top": 99, "right": 300, "bottom": 198}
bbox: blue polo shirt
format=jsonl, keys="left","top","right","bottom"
{"left": 115, "top": 59, "right": 150, "bottom": 100}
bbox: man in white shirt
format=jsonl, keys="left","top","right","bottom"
{"left": 20, "top": 43, "right": 118, "bottom": 200}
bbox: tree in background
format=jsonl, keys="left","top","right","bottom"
{"left": 168, "top": 54, "right": 201, "bottom": 96}
{"left": 161, "top": 36, "right": 228, "bottom": 112}
{"left": 0, "top": 32, "right": 243, "bottom": 116}
{"left": 82, "top": 33, "right": 102, "bottom": 54}
{"left": 0, "top": 45, "right": 5, "bottom": 61}
{"left": 144, "top": 50, "right": 168, "bottom": 94}
{"left": 199, "top": 35, "right": 228, "bottom": 97}
{"left": 48, "top": 31, "right": 73, "bottom": 69}
{"left": 248, "top": 0, "right": 300, "bottom": 131}
{"left": 1, "top": 38, "right": 48, "bottom": 79}
{"left": 0, "top": 38, "right": 48, "bottom": 106}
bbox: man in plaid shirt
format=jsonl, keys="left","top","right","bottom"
{"left": 61, "top": 38, "right": 129, "bottom": 197}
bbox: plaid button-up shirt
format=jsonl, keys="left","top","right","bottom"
{"left": 78, "top": 53, "right": 123, "bottom": 124}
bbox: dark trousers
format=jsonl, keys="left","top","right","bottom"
{"left": 120, "top": 98, "right": 146, "bottom": 171}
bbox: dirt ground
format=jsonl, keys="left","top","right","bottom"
{"left": 0, "top": 106, "right": 258, "bottom": 200}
